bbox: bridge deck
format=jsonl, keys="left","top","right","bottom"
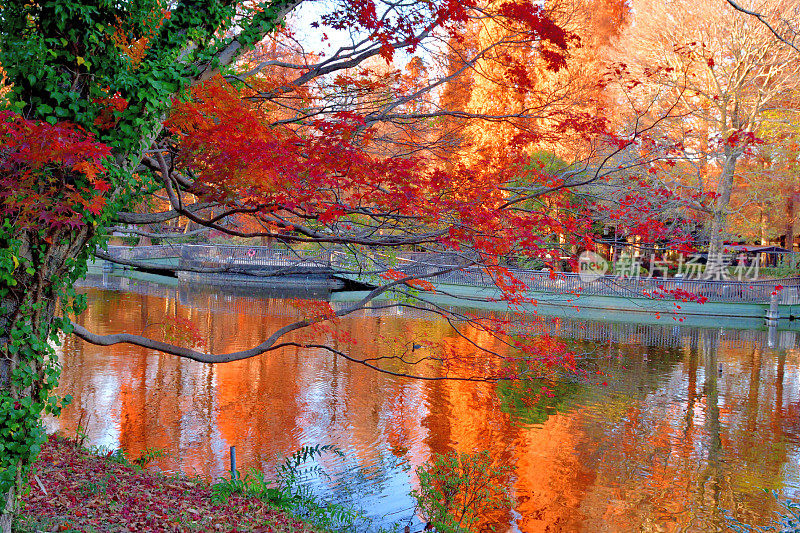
{"left": 96, "top": 245, "right": 800, "bottom": 311}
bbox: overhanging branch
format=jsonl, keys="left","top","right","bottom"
{"left": 725, "top": 0, "right": 800, "bottom": 52}
{"left": 70, "top": 319, "right": 311, "bottom": 363}
{"left": 69, "top": 268, "right": 444, "bottom": 362}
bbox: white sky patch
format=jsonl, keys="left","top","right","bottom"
{"left": 287, "top": 1, "right": 363, "bottom": 58}
{"left": 285, "top": 1, "right": 417, "bottom": 70}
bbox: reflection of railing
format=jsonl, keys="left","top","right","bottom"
{"left": 510, "top": 316, "right": 783, "bottom": 349}
{"left": 76, "top": 274, "right": 179, "bottom": 300}
{"left": 98, "top": 245, "right": 800, "bottom": 304}
{"left": 74, "top": 275, "right": 800, "bottom": 350}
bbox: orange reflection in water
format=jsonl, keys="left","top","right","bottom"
{"left": 50, "top": 286, "right": 800, "bottom": 532}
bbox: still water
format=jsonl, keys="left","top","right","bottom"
{"left": 49, "top": 277, "right": 800, "bottom": 532}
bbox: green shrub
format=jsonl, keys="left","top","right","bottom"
{"left": 412, "top": 450, "right": 514, "bottom": 533}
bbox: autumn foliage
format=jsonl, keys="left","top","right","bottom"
{"left": 6, "top": 0, "right": 800, "bottom": 528}
{"left": 0, "top": 112, "right": 111, "bottom": 232}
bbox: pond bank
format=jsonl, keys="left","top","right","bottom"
{"left": 17, "top": 435, "right": 317, "bottom": 533}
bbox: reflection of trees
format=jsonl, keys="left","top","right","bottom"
{"left": 699, "top": 330, "right": 723, "bottom": 526}
{"left": 53, "top": 287, "right": 800, "bottom": 531}
{"left": 721, "top": 339, "right": 800, "bottom": 527}
{"left": 575, "top": 331, "right": 799, "bottom": 532}
{"left": 58, "top": 288, "right": 471, "bottom": 483}
{"left": 418, "top": 332, "right": 519, "bottom": 530}
{"left": 508, "top": 341, "right": 688, "bottom": 532}
{"left": 496, "top": 377, "right": 582, "bottom": 425}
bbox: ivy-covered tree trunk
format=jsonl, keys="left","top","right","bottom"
{"left": 0, "top": 227, "right": 93, "bottom": 531}
{"left": 0, "top": 3, "right": 295, "bottom": 529}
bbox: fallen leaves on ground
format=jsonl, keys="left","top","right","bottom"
{"left": 19, "top": 435, "right": 316, "bottom": 533}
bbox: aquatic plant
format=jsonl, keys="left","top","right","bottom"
{"left": 212, "top": 444, "right": 369, "bottom": 531}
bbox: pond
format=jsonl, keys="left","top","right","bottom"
{"left": 48, "top": 276, "right": 800, "bottom": 532}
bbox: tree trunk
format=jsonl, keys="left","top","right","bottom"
{"left": 708, "top": 149, "right": 741, "bottom": 258}
{"left": 1, "top": 227, "right": 92, "bottom": 531}
{"left": 785, "top": 191, "right": 800, "bottom": 252}
{"left": 0, "top": 469, "right": 20, "bottom": 533}
{"left": 787, "top": 192, "right": 798, "bottom": 253}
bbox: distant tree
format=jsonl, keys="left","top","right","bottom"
{"left": 613, "top": 0, "right": 800, "bottom": 256}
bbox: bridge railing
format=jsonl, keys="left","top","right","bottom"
{"left": 177, "top": 244, "right": 332, "bottom": 270}
{"left": 98, "top": 245, "right": 800, "bottom": 304}
{"left": 333, "top": 251, "right": 800, "bottom": 304}
{"left": 106, "top": 244, "right": 183, "bottom": 260}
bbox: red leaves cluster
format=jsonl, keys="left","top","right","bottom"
{"left": 496, "top": 1, "right": 575, "bottom": 71}
{"left": 380, "top": 269, "right": 436, "bottom": 291}
{"left": 0, "top": 112, "right": 111, "bottom": 231}
{"left": 290, "top": 299, "right": 337, "bottom": 321}
{"left": 592, "top": 180, "right": 697, "bottom": 247}
{"left": 317, "top": 0, "right": 469, "bottom": 59}
{"left": 167, "top": 77, "right": 436, "bottom": 227}
{"left": 93, "top": 92, "right": 129, "bottom": 130}
{"left": 153, "top": 316, "right": 207, "bottom": 348}
{"left": 166, "top": 77, "right": 608, "bottom": 332}
{"left": 651, "top": 285, "right": 709, "bottom": 304}
{"left": 724, "top": 129, "right": 761, "bottom": 149}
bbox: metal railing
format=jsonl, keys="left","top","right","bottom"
{"left": 106, "top": 244, "right": 183, "bottom": 261}
{"left": 98, "top": 245, "right": 800, "bottom": 304}
{"left": 179, "top": 244, "right": 332, "bottom": 271}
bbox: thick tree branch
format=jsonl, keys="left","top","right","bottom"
{"left": 70, "top": 319, "right": 312, "bottom": 364}
{"left": 192, "top": 0, "right": 304, "bottom": 84}
{"left": 70, "top": 321, "right": 507, "bottom": 382}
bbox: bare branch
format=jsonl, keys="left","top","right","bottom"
{"left": 71, "top": 320, "right": 508, "bottom": 382}
{"left": 725, "top": 0, "right": 800, "bottom": 52}
{"left": 70, "top": 318, "right": 312, "bottom": 364}
{"left": 114, "top": 203, "right": 217, "bottom": 224}
{"left": 105, "top": 226, "right": 209, "bottom": 239}
{"left": 294, "top": 344, "right": 506, "bottom": 382}
{"left": 70, "top": 266, "right": 462, "bottom": 362}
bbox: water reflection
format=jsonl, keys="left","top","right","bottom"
{"left": 51, "top": 279, "right": 800, "bottom": 531}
